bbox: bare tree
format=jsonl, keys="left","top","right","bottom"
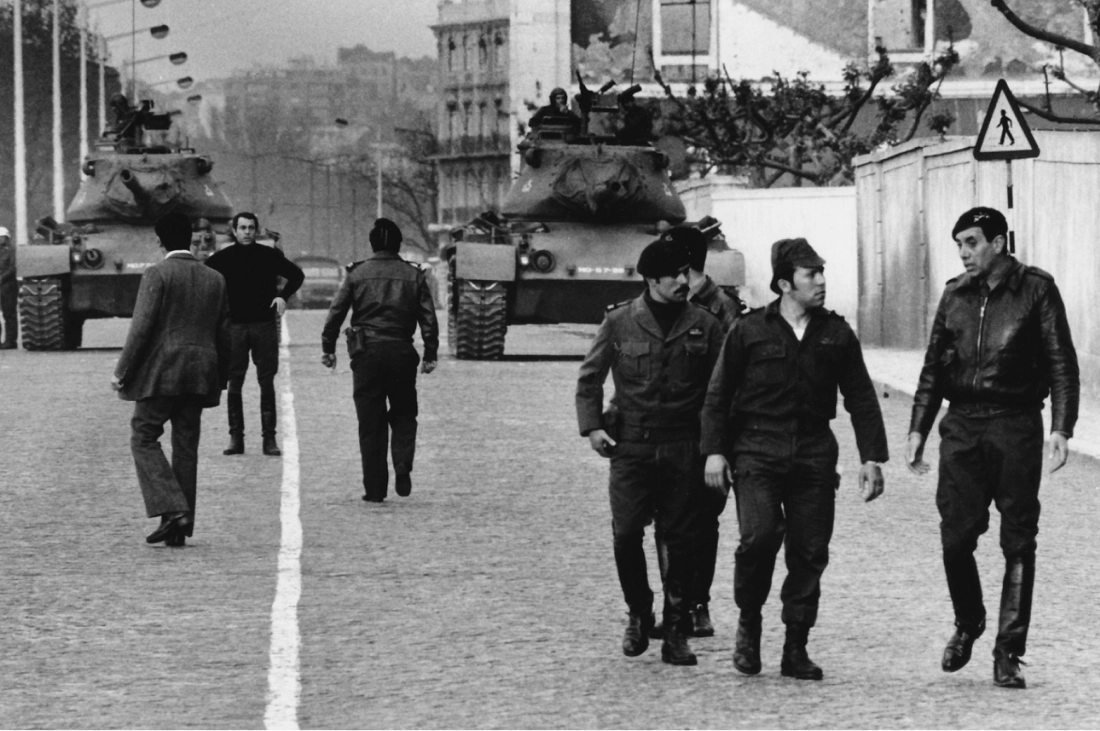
{"left": 990, "top": 0, "right": 1100, "bottom": 125}
{"left": 655, "top": 45, "right": 959, "bottom": 187}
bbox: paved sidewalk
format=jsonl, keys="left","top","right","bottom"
{"left": 863, "top": 347, "right": 1100, "bottom": 460}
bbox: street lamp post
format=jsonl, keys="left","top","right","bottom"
{"left": 53, "top": 0, "right": 63, "bottom": 220}
{"left": 13, "top": 0, "right": 27, "bottom": 245}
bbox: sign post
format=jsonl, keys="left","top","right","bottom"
{"left": 973, "top": 79, "right": 1040, "bottom": 254}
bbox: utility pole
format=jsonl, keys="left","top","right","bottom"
{"left": 53, "top": 0, "right": 65, "bottom": 221}
{"left": 376, "top": 127, "right": 383, "bottom": 219}
{"left": 80, "top": 5, "right": 89, "bottom": 178}
{"left": 14, "top": 0, "right": 28, "bottom": 245}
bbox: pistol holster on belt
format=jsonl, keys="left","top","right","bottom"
{"left": 344, "top": 326, "right": 367, "bottom": 358}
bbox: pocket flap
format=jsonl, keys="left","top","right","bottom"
{"left": 619, "top": 341, "right": 650, "bottom": 357}
{"left": 685, "top": 341, "right": 708, "bottom": 356}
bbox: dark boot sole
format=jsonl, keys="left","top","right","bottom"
{"left": 661, "top": 648, "right": 698, "bottom": 666}
{"left": 733, "top": 655, "right": 762, "bottom": 675}
{"left": 781, "top": 664, "right": 823, "bottom": 680}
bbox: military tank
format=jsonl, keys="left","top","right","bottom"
{"left": 16, "top": 97, "right": 235, "bottom": 350}
{"left": 444, "top": 80, "right": 744, "bottom": 359}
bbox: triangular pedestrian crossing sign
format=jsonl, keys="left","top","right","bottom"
{"left": 973, "top": 79, "right": 1040, "bottom": 160}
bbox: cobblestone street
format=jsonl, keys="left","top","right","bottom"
{"left": 2, "top": 311, "right": 1099, "bottom": 728}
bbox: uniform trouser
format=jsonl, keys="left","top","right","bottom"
{"left": 609, "top": 438, "right": 700, "bottom": 631}
{"left": 351, "top": 342, "right": 419, "bottom": 500}
{"left": 937, "top": 409, "right": 1043, "bottom": 655}
{"left": 655, "top": 484, "right": 727, "bottom": 606}
{"left": 131, "top": 396, "right": 204, "bottom": 526}
{"left": 226, "top": 321, "right": 280, "bottom": 438}
{"left": 0, "top": 276, "right": 16, "bottom": 345}
{"left": 731, "top": 429, "right": 838, "bottom": 627}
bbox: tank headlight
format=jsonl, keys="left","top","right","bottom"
{"left": 82, "top": 248, "right": 105, "bottom": 269}
{"left": 519, "top": 254, "right": 530, "bottom": 267}
{"left": 523, "top": 148, "right": 542, "bottom": 169}
{"left": 531, "top": 250, "right": 556, "bottom": 273}
{"left": 71, "top": 251, "right": 82, "bottom": 264}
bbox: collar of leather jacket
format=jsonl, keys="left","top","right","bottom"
{"left": 953, "top": 258, "right": 1025, "bottom": 294}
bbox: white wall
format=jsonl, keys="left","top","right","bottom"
{"left": 678, "top": 179, "right": 859, "bottom": 328}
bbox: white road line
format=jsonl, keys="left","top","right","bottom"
{"left": 264, "top": 316, "right": 302, "bottom": 730}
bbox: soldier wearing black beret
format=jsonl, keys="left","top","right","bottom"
{"left": 576, "top": 238, "right": 724, "bottom": 665}
{"left": 701, "top": 237, "right": 888, "bottom": 680}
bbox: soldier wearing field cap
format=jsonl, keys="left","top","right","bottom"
{"left": 576, "top": 237, "right": 724, "bottom": 666}
{"left": 701, "top": 237, "right": 888, "bottom": 680}
{"left": 0, "top": 227, "right": 17, "bottom": 349}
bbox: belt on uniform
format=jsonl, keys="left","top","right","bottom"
{"left": 948, "top": 401, "right": 1036, "bottom": 419}
{"left": 735, "top": 414, "right": 829, "bottom": 435}
{"left": 618, "top": 424, "right": 699, "bottom": 443}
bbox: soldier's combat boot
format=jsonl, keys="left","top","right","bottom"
{"left": 733, "top": 611, "right": 762, "bottom": 675}
{"left": 992, "top": 555, "right": 1033, "bottom": 689}
{"left": 942, "top": 618, "right": 985, "bottom": 672}
{"left": 780, "top": 624, "right": 823, "bottom": 680}
{"left": 692, "top": 603, "right": 715, "bottom": 638}
{"left": 622, "top": 610, "right": 655, "bottom": 657}
{"left": 661, "top": 627, "right": 697, "bottom": 666}
{"left": 223, "top": 393, "right": 244, "bottom": 455}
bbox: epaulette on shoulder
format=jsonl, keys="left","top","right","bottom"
{"left": 606, "top": 299, "right": 631, "bottom": 312}
{"left": 945, "top": 274, "right": 962, "bottom": 286}
{"left": 345, "top": 260, "right": 365, "bottom": 273}
{"left": 1024, "top": 265, "right": 1054, "bottom": 282}
{"left": 689, "top": 300, "right": 721, "bottom": 318}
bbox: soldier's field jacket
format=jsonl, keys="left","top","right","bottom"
{"left": 576, "top": 295, "right": 724, "bottom": 437}
{"left": 910, "top": 259, "right": 1079, "bottom": 438}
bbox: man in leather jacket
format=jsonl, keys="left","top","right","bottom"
{"left": 906, "top": 207, "right": 1079, "bottom": 689}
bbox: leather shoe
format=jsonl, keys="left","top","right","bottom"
{"left": 165, "top": 533, "right": 186, "bottom": 547}
{"left": 942, "top": 619, "right": 985, "bottom": 672}
{"left": 395, "top": 473, "right": 412, "bottom": 497}
{"left": 262, "top": 437, "right": 282, "bottom": 456}
{"left": 660, "top": 627, "right": 698, "bottom": 666}
{"left": 146, "top": 513, "right": 191, "bottom": 544}
{"left": 692, "top": 603, "right": 715, "bottom": 637}
{"left": 362, "top": 495, "right": 384, "bottom": 503}
{"left": 622, "top": 611, "right": 655, "bottom": 657}
{"left": 993, "top": 649, "right": 1027, "bottom": 689}
{"left": 223, "top": 436, "right": 244, "bottom": 455}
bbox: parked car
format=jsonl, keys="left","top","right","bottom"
{"left": 289, "top": 255, "right": 344, "bottom": 309}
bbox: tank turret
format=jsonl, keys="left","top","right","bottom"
{"left": 444, "top": 76, "right": 744, "bottom": 360}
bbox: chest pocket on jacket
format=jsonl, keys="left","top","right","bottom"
{"left": 748, "top": 341, "right": 786, "bottom": 384}
{"left": 617, "top": 340, "right": 651, "bottom": 380}
{"left": 678, "top": 339, "right": 710, "bottom": 382}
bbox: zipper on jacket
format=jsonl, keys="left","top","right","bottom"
{"left": 973, "top": 295, "right": 988, "bottom": 391}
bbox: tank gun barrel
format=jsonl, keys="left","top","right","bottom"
{"left": 119, "top": 169, "right": 150, "bottom": 206}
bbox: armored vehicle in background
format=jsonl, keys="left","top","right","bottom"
{"left": 16, "top": 97, "right": 235, "bottom": 350}
{"left": 444, "top": 80, "right": 744, "bottom": 359}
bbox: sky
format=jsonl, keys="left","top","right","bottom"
{"left": 88, "top": 0, "right": 438, "bottom": 88}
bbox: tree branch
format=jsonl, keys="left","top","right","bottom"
{"left": 990, "top": 0, "right": 1096, "bottom": 59}
{"left": 1016, "top": 98, "right": 1100, "bottom": 126}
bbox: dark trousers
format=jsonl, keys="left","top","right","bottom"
{"left": 608, "top": 438, "right": 700, "bottom": 629}
{"left": 227, "top": 320, "right": 279, "bottom": 437}
{"left": 937, "top": 409, "right": 1043, "bottom": 653}
{"left": 131, "top": 396, "right": 204, "bottom": 523}
{"left": 0, "top": 275, "right": 16, "bottom": 345}
{"left": 731, "top": 429, "right": 838, "bottom": 627}
{"left": 351, "top": 342, "right": 419, "bottom": 500}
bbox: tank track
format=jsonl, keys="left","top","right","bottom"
{"left": 19, "top": 278, "right": 70, "bottom": 351}
{"left": 449, "top": 279, "right": 507, "bottom": 360}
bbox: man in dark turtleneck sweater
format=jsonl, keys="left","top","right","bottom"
{"left": 205, "top": 212, "right": 304, "bottom": 456}
{"left": 576, "top": 238, "right": 724, "bottom": 667}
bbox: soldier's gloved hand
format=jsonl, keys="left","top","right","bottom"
{"left": 704, "top": 454, "right": 732, "bottom": 492}
{"left": 859, "top": 462, "right": 884, "bottom": 502}
{"left": 421, "top": 360, "right": 437, "bottom": 374}
{"left": 905, "top": 432, "right": 930, "bottom": 476}
{"left": 321, "top": 353, "right": 336, "bottom": 369}
{"left": 271, "top": 297, "right": 287, "bottom": 317}
{"left": 587, "top": 429, "right": 617, "bottom": 458}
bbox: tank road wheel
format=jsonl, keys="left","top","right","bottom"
{"left": 18, "top": 278, "right": 69, "bottom": 351}
{"left": 449, "top": 279, "right": 507, "bottom": 360}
